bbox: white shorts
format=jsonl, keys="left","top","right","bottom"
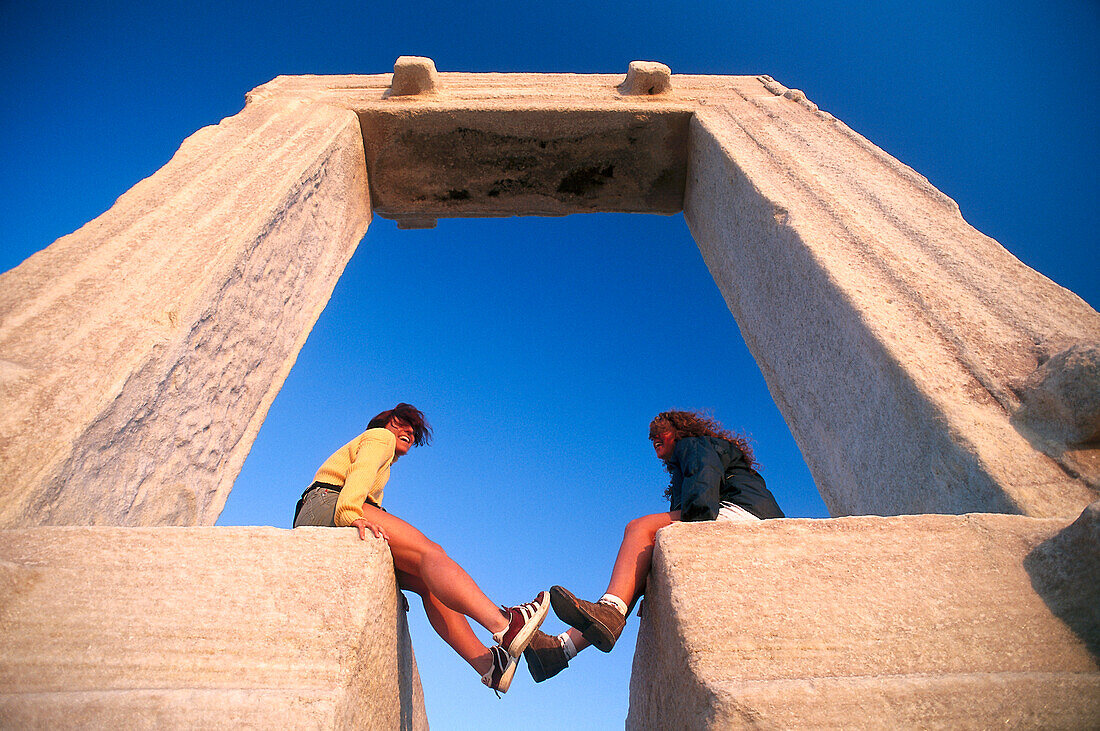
{"left": 716, "top": 501, "right": 761, "bottom": 523}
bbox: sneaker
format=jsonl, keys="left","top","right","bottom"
{"left": 494, "top": 590, "right": 550, "bottom": 657}
{"left": 549, "top": 585, "right": 625, "bottom": 653}
{"left": 523, "top": 630, "right": 569, "bottom": 682}
{"left": 481, "top": 644, "right": 517, "bottom": 696}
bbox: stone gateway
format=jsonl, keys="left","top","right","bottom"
{"left": 0, "top": 61, "right": 1096, "bottom": 727}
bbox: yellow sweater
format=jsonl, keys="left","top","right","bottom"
{"left": 313, "top": 427, "right": 395, "bottom": 526}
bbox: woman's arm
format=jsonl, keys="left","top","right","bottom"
{"left": 334, "top": 430, "right": 396, "bottom": 526}
{"left": 674, "top": 438, "right": 725, "bottom": 522}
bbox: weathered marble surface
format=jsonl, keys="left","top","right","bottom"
{"left": 627, "top": 506, "right": 1100, "bottom": 729}
{"left": 684, "top": 83, "right": 1100, "bottom": 518}
{"left": 0, "top": 526, "right": 428, "bottom": 729}
{"left": 0, "top": 99, "right": 371, "bottom": 528}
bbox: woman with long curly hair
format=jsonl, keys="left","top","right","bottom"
{"left": 522, "top": 409, "right": 784, "bottom": 682}
{"left": 293, "top": 403, "right": 548, "bottom": 695}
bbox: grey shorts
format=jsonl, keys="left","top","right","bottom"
{"left": 293, "top": 483, "right": 339, "bottom": 527}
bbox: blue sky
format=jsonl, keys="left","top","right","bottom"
{"left": 2, "top": 2, "right": 1097, "bottom": 728}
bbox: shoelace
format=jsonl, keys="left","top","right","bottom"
{"left": 494, "top": 592, "right": 548, "bottom": 649}
{"left": 509, "top": 594, "right": 546, "bottom": 622}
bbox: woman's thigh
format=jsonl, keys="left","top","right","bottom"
{"left": 395, "top": 569, "right": 428, "bottom": 595}
{"left": 626, "top": 511, "right": 675, "bottom": 536}
{"left": 360, "top": 504, "right": 442, "bottom": 571}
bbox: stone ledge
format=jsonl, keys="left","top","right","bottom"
{"left": 0, "top": 527, "right": 427, "bottom": 730}
{"left": 706, "top": 673, "right": 1100, "bottom": 729}
{"left": 628, "top": 507, "right": 1100, "bottom": 729}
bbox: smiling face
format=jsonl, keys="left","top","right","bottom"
{"left": 650, "top": 429, "right": 677, "bottom": 461}
{"left": 385, "top": 418, "right": 416, "bottom": 459}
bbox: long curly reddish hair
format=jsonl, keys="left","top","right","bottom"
{"left": 649, "top": 410, "right": 757, "bottom": 498}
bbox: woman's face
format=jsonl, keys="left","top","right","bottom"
{"left": 386, "top": 418, "right": 416, "bottom": 459}
{"left": 651, "top": 430, "right": 677, "bottom": 461}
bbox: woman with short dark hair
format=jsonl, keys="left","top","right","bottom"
{"left": 523, "top": 409, "right": 784, "bottom": 682}
{"left": 294, "top": 403, "right": 547, "bottom": 695}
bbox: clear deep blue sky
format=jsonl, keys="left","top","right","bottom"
{"left": 3, "top": 2, "right": 1097, "bottom": 728}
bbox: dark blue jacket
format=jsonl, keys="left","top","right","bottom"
{"left": 668, "top": 436, "right": 785, "bottom": 522}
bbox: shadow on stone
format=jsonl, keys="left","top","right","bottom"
{"left": 1023, "top": 501, "right": 1100, "bottom": 658}
{"left": 396, "top": 598, "right": 419, "bottom": 731}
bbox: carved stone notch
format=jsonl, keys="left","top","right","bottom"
{"left": 619, "top": 61, "right": 671, "bottom": 95}
{"left": 389, "top": 56, "right": 440, "bottom": 96}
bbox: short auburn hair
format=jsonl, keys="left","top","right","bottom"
{"left": 368, "top": 403, "right": 433, "bottom": 446}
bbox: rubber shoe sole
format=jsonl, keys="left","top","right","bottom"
{"left": 482, "top": 645, "right": 517, "bottom": 696}
{"left": 494, "top": 654, "right": 517, "bottom": 694}
{"left": 549, "top": 585, "right": 620, "bottom": 653}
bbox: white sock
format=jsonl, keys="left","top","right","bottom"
{"left": 599, "top": 593, "right": 629, "bottom": 616}
{"left": 558, "top": 632, "right": 578, "bottom": 660}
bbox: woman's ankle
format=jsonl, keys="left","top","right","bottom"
{"left": 472, "top": 647, "right": 494, "bottom": 676}
{"left": 492, "top": 607, "right": 510, "bottom": 634}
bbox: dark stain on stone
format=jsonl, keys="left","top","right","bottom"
{"left": 557, "top": 165, "right": 615, "bottom": 196}
{"left": 360, "top": 109, "right": 691, "bottom": 215}
{"left": 487, "top": 178, "right": 530, "bottom": 198}
{"left": 500, "top": 155, "right": 540, "bottom": 173}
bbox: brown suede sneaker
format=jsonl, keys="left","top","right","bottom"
{"left": 523, "top": 630, "right": 569, "bottom": 682}
{"left": 549, "top": 585, "right": 626, "bottom": 653}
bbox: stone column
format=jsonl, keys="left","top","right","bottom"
{"left": 0, "top": 98, "right": 371, "bottom": 527}
{"left": 685, "top": 84, "right": 1100, "bottom": 517}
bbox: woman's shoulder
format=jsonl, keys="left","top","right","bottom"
{"left": 356, "top": 427, "right": 396, "bottom": 446}
{"left": 673, "top": 435, "right": 722, "bottom": 457}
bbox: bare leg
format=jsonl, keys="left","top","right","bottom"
{"left": 563, "top": 627, "right": 590, "bottom": 653}
{"left": 397, "top": 569, "right": 493, "bottom": 676}
{"left": 562, "top": 510, "right": 678, "bottom": 655}
{"left": 604, "top": 511, "right": 676, "bottom": 603}
{"left": 360, "top": 504, "right": 509, "bottom": 635}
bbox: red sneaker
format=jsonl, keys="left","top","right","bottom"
{"left": 481, "top": 644, "right": 517, "bottom": 696}
{"left": 493, "top": 590, "right": 550, "bottom": 657}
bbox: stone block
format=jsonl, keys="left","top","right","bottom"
{"left": 619, "top": 61, "right": 671, "bottom": 95}
{"left": 628, "top": 509, "right": 1100, "bottom": 729}
{"left": 1016, "top": 343, "right": 1100, "bottom": 445}
{"left": 0, "top": 527, "right": 428, "bottom": 729}
{"left": 359, "top": 107, "right": 691, "bottom": 219}
{"left": 390, "top": 56, "right": 440, "bottom": 96}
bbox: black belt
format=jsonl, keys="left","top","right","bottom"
{"left": 303, "top": 481, "right": 385, "bottom": 511}
{"left": 307, "top": 481, "right": 342, "bottom": 494}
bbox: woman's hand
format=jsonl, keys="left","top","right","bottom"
{"left": 351, "top": 518, "right": 388, "bottom": 542}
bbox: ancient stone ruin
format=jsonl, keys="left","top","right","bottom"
{"left": 1, "top": 59, "right": 1097, "bottom": 727}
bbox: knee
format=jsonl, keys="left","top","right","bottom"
{"left": 393, "top": 535, "right": 448, "bottom": 575}
{"left": 416, "top": 540, "right": 449, "bottom": 568}
{"left": 624, "top": 515, "right": 658, "bottom": 541}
